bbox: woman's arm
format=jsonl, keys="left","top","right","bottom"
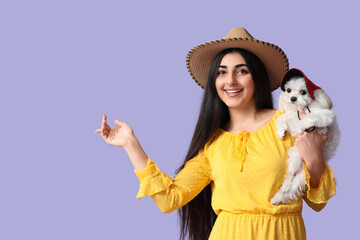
{"left": 296, "top": 109, "right": 328, "bottom": 188}
{"left": 123, "top": 134, "right": 149, "bottom": 171}
{"left": 96, "top": 114, "right": 212, "bottom": 213}
{"left": 296, "top": 109, "right": 336, "bottom": 210}
{"left": 133, "top": 148, "right": 212, "bottom": 213}
{"left": 296, "top": 130, "right": 327, "bottom": 188}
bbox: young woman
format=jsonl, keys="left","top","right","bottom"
{"left": 95, "top": 27, "right": 336, "bottom": 240}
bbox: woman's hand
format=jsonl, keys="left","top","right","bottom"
{"left": 95, "top": 114, "right": 148, "bottom": 170}
{"left": 296, "top": 109, "right": 328, "bottom": 188}
{"left": 95, "top": 114, "right": 135, "bottom": 148}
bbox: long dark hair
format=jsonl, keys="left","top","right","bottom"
{"left": 176, "top": 48, "right": 273, "bottom": 240}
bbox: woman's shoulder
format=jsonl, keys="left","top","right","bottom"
{"left": 261, "top": 108, "right": 278, "bottom": 120}
{"left": 253, "top": 108, "right": 280, "bottom": 130}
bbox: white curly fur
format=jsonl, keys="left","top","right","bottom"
{"left": 270, "top": 77, "right": 340, "bottom": 205}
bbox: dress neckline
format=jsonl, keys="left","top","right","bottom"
{"left": 219, "top": 109, "right": 280, "bottom": 135}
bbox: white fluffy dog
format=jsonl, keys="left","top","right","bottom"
{"left": 270, "top": 68, "right": 340, "bottom": 205}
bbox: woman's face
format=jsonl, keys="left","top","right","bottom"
{"left": 215, "top": 51, "right": 255, "bottom": 109}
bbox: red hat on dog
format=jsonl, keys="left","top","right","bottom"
{"left": 280, "top": 68, "right": 321, "bottom": 99}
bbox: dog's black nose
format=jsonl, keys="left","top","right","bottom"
{"left": 291, "top": 97, "right": 297, "bottom": 102}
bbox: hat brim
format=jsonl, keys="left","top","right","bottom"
{"left": 186, "top": 38, "right": 289, "bottom": 91}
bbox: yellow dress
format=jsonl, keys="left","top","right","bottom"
{"left": 134, "top": 109, "right": 336, "bottom": 240}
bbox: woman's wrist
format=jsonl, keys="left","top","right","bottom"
{"left": 123, "top": 134, "right": 138, "bottom": 151}
{"left": 304, "top": 156, "right": 325, "bottom": 189}
{"left": 123, "top": 134, "right": 149, "bottom": 171}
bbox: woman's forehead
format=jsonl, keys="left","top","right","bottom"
{"left": 220, "top": 52, "right": 246, "bottom": 65}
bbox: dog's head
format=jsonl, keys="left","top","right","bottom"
{"left": 279, "top": 76, "right": 314, "bottom": 111}
{"left": 278, "top": 76, "right": 333, "bottom": 111}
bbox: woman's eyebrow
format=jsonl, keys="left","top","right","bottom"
{"left": 218, "top": 64, "right": 247, "bottom": 69}
{"left": 235, "top": 64, "right": 247, "bottom": 68}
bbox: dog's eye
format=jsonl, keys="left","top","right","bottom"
{"left": 300, "top": 90, "right": 307, "bottom": 95}
{"left": 286, "top": 88, "right": 291, "bottom": 93}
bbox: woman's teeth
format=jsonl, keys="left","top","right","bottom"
{"left": 224, "top": 89, "right": 243, "bottom": 97}
{"left": 225, "top": 90, "right": 242, "bottom": 93}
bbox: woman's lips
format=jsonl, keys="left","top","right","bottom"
{"left": 224, "top": 89, "right": 243, "bottom": 97}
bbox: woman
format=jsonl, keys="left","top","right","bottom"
{"left": 95, "top": 27, "right": 336, "bottom": 240}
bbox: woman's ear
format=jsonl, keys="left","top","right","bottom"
{"left": 313, "top": 89, "right": 333, "bottom": 109}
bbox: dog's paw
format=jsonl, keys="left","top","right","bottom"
{"left": 271, "top": 191, "right": 285, "bottom": 205}
{"left": 277, "top": 129, "right": 286, "bottom": 139}
{"left": 280, "top": 180, "right": 293, "bottom": 194}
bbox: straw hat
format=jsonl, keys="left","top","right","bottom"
{"left": 186, "top": 27, "right": 289, "bottom": 91}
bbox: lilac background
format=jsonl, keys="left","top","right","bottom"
{"left": 1, "top": 0, "right": 358, "bottom": 239}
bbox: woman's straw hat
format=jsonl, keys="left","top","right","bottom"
{"left": 186, "top": 27, "right": 289, "bottom": 91}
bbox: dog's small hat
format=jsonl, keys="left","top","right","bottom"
{"left": 186, "top": 27, "right": 289, "bottom": 91}
{"left": 280, "top": 68, "right": 321, "bottom": 99}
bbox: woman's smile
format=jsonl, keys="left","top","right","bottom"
{"left": 224, "top": 89, "right": 243, "bottom": 97}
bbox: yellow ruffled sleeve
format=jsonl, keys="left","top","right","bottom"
{"left": 134, "top": 158, "right": 174, "bottom": 200}
{"left": 303, "top": 161, "right": 336, "bottom": 204}
{"left": 134, "top": 148, "right": 212, "bottom": 213}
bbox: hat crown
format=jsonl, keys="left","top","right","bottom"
{"left": 224, "top": 27, "right": 254, "bottom": 39}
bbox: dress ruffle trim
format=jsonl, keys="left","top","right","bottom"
{"left": 303, "top": 161, "right": 336, "bottom": 204}
{"left": 134, "top": 158, "right": 173, "bottom": 200}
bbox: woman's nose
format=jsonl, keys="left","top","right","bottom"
{"left": 226, "top": 73, "right": 237, "bottom": 84}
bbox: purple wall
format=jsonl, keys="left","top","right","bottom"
{"left": 1, "top": 1, "right": 357, "bottom": 239}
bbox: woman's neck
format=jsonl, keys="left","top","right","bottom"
{"left": 227, "top": 106, "right": 258, "bottom": 129}
{"left": 225, "top": 105, "right": 274, "bottom": 133}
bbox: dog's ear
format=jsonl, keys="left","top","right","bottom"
{"left": 278, "top": 92, "right": 287, "bottom": 112}
{"left": 313, "top": 89, "right": 333, "bottom": 109}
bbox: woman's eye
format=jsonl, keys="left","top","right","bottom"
{"left": 218, "top": 70, "right": 226, "bottom": 75}
{"left": 237, "top": 69, "right": 247, "bottom": 74}
{"left": 286, "top": 88, "right": 291, "bottom": 93}
{"left": 300, "top": 90, "right": 307, "bottom": 95}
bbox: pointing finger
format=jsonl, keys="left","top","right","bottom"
{"left": 102, "top": 114, "right": 111, "bottom": 128}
